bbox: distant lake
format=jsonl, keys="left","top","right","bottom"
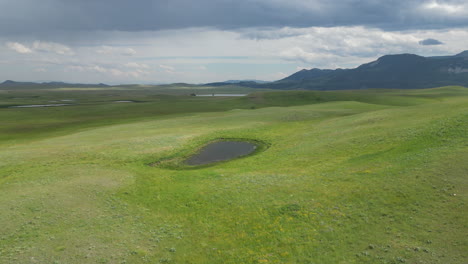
{"left": 185, "top": 141, "right": 257, "bottom": 165}
{"left": 9, "top": 104, "right": 72, "bottom": 108}
{"left": 196, "top": 94, "right": 247, "bottom": 97}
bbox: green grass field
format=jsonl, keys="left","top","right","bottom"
{"left": 0, "top": 86, "right": 467, "bottom": 263}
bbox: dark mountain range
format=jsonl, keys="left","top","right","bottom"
{"left": 244, "top": 51, "right": 468, "bottom": 90}
{"left": 454, "top": 50, "right": 468, "bottom": 58}
{"left": 224, "top": 80, "right": 270, "bottom": 84}
{"left": 280, "top": 68, "right": 337, "bottom": 82}
{"left": 0, "top": 80, "right": 109, "bottom": 89}
{"left": 204, "top": 79, "right": 270, "bottom": 86}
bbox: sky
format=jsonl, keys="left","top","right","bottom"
{"left": 1, "top": 0, "right": 467, "bottom": 84}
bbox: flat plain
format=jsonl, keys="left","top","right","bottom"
{"left": 0, "top": 85, "right": 467, "bottom": 263}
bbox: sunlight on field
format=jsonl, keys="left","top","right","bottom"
{"left": 0, "top": 86, "right": 467, "bottom": 263}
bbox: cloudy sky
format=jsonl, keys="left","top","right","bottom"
{"left": 1, "top": 0, "right": 467, "bottom": 84}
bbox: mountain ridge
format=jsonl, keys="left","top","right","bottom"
{"left": 2, "top": 50, "right": 468, "bottom": 90}
{"left": 204, "top": 79, "right": 270, "bottom": 86}
{"left": 263, "top": 50, "right": 468, "bottom": 90}
{"left": 0, "top": 80, "right": 109, "bottom": 89}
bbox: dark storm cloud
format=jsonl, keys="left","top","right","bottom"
{"left": 419, "top": 38, "right": 444, "bottom": 45}
{"left": 0, "top": 0, "right": 467, "bottom": 35}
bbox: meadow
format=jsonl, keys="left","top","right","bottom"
{"left": 0, "top": 85, "right": 467, "bottom": 263}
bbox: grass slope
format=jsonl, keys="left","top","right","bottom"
{"left": 0, "top": 86, "right": 467, "bottom": 263}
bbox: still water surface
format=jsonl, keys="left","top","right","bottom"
{"left": 185, "top": 141, "right": 257, "bottom": 165}
{"left": 196, "top": 94, "right": 246, "bottom": 97}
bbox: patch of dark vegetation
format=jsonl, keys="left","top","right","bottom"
{"left": 277, "top": 203, "right": 302, "bottom": 218}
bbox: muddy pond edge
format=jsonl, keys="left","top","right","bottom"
{"left": 149, "top": 137, "right": 271, "bottom": 170}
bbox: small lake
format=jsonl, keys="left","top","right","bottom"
{"left": 196, "top": 94, "right": 247, "bottom": 97}
{"left": 185, "top": 141, "right": 257, "bottom": 166}
{"left": 9, "top": 104, "right": 72, "bottom": 108}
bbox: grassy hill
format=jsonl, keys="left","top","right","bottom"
{"left": 0, "top": 86, "right": 467, "bottom": 263}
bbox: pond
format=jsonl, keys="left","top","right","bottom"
{"left": 9, "top": 104, "right": 72, "bottom": 108}
{"left": 195, "top": 94, "right": 247, "bottom": 97}
{"left": 185, "top": 141, "right": 257, "bottom": 166}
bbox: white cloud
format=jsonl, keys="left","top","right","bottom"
{"left": 159, "top": 64, "right": 175, "bottom": 73}
{"left": 280, "top": 47, "right": 340, "bottom": 65}
{"left": 241, "top": 27, "right": 307, "bottom": 40}
{"left": 122, "top": 48, "right": 137, "bottom": 56}
{"left": 1, "top": 26, "right": 467, "bottom": 84}
{"left": 422, "top": 1, "right": 466, "bottom": 14}
{"left": 6, "top": 41, "right": 73, "bottom": 55}
{"left": 91, "top": 65, "right": 108, "bottom": 73}
{"left": 296, "top": 66, "right": 309, "bottom": 71}
{"left": 251, "top": 26, "right": 468, "bottom": 68}
{"left": 65, "top": 64, "right": 149, "bottom": 78}
{"left": 96, "top": 46, "right": 116, "bottom": 54}
{"left": 6, "top": 42, "right": 32, "bottom": 54}
{"left": 255, "top": 71, "right": 289, "bottom": 81}
{"left": 32, "top": 41, "right": 74, "bottom": 55}
{"left": 96, "top": 46, "right": 136, "bottom": 56}
{"left": 272, "top": 71, "right": 288, "bottom": 79}
{"left": 280, "top": 47, "right": 317, "bottom": 63}
{"left": 254, "top": 0, "right": 325, "bottom": 12}
{"left": 125, "top": 62, "right": 149, "bottom": 69}
{"left": 34, "top": 68, "right": 47, "bottom": 72}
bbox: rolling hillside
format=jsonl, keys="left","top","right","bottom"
{"left": 0, "top": 86, "right": 467, "bottom": 263}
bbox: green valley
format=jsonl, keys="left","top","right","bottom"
{"left": 0, "top": 86, "right": 467, "bottom": 263}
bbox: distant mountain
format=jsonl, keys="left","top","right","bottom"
{"left": 204, "top": 79, "right": 270, "bottom": 86}
{"left": 0, "top": 80, "right": 109, "bottom": 89}
{"left": 224, "top": 80, "right": 270, "bottom": 84}
{"left": 455, "top": 50, "right": 468, "bottom": 58}
{"left": 280, "top": 68, "right": 337, "bottom": 82}
{"left": 3, "top": 51, "right": 467, "bottom": 91}
{"left": 257, "top": 51, "right": 468, "bottom": 90}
